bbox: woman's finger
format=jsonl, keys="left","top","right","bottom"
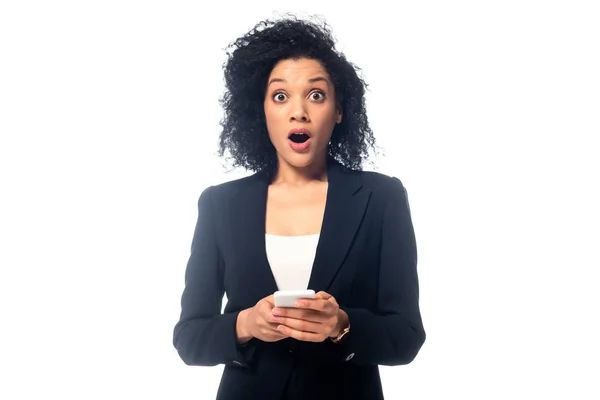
{"left": 272, "top": 307, "right": 329, "bottom": 323}
{"left": 316, "top": 291, "right": 332, "bottom": 300}
{"left": 277, "top": 325, "right": 327, "bottom": 342}
{"left": 275, "top": 316, "right": 326, "bottom": 334}
{"left": 292, "top": 298, "right": 331, "bottom": 312}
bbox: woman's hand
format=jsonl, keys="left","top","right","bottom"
{"left": 271, "top": 291, "right": 349, "bottom": 342}
{"left": 236, "top": 295, "right": 289, "bottom": 344}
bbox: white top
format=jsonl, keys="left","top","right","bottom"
{"left": 265, "top": 233, "right": 319, "bottom": 291}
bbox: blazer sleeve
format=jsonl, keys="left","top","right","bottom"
{"left": 333, "top": 177, "right": 426, "bottom": 366}
{"left": 173, "top": 186, "right": 257, "bottom": 368}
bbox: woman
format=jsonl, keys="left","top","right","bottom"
{"left": 173, "top": 15, "right": 426, "bottom": 400}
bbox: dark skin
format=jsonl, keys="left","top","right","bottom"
{"left": 272, "top": 291, "right": 348, "bottom": 342}
{"left": 236, "top": 292, "right": 349, "bottom": 344}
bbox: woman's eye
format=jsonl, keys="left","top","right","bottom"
{"left": 273, "top": 93, "right": 287, "bottom": 102}
{"left": 310, "top": 91, "right": 325, "bottom": 101}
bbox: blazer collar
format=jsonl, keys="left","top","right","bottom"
{"left": 228, "top": 159, "right": 371, "bottom": 297}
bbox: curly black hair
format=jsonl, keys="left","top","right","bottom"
{"left": 217, "top": 14, "right": 376, "bottom": 174}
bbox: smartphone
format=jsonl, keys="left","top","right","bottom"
{"left": 273, "top": 289, "right": 316, "bottom": 308}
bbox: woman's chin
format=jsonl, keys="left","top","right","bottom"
{"left": 282, "top": 155, "right": 313, "bottom": 169}
{"left": 280, "top": 149, "right": 324, "bottom": 167}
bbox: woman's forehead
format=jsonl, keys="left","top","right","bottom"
{"left": 268, "top": 58, "right": 330, "bottom": 81}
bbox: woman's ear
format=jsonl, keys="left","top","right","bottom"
{"left": 336, "top": 107, "right": 343, "bottom": 124}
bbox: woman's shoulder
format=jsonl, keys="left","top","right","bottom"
{"left": 350, "top": 169, "right": 406, "bottom": 193}
{"left": 347, "top": 170, "right": 413, "bottom": 219}
{"left": 200, "top": 171, "right": 265, "bottom": 201}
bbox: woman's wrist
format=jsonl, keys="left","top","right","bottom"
{"left": 330, "top": 309, "right": 350, "bottom": 338}
{"left": 236, "top": 308, "right": 253, "bottom": 344}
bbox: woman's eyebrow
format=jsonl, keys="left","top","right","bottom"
{"left": 267, "top": 76, "right": 331, "bottom": 87}
{"left": 307, "top": 76, "right": 330, "bottom": 85}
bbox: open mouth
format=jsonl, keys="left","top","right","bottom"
{"left": 289, "top": 133, "right": 311, "bottom": 143}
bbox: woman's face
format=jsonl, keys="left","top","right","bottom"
{"left": 264, "top": 57, "right": 342, "bottom": 170}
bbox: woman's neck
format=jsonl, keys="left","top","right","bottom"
{"left": 271, "top": 156, "right": 328, "bottom": 186}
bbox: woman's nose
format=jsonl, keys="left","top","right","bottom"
{"left": 289, "top": 101, "right": 309, "bottom": 122}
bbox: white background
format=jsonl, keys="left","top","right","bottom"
{"left": 1, "top": 1, "right": 599, "bottom": 399}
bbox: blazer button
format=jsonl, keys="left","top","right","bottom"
{"left": 345, "top": 353, "right": 355, "bottom": 361}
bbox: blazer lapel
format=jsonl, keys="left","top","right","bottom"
{"left": 227, "top": 171, "right": 279, "bottom": 299}
{"left": 307, "top": 161, "right": 371, "bottom": 292}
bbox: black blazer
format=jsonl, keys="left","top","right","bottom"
{"left": 173, "top": 160, "right": 426, "bottom": 400}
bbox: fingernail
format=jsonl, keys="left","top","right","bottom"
{"left": 294, "top": 301, "right": 305, "bottom": 308}
{"left": 272, "top": 309, "right": 280, "bottom": 316}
